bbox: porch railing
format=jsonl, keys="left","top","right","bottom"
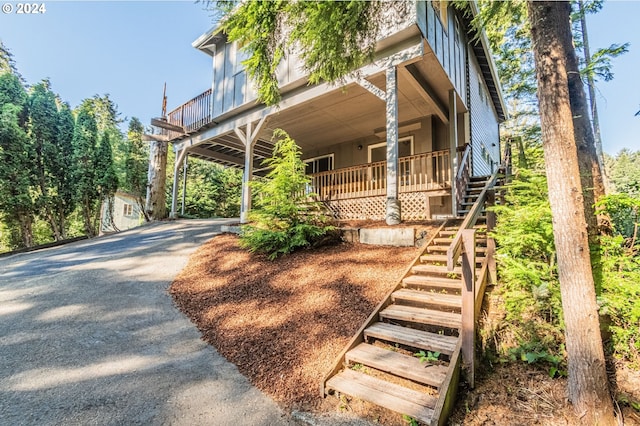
{"left": 165, "top": 88, "right": 213, "bottom": 138}
{"left": 309, "top": 150, "right": 451, "bottom": 200}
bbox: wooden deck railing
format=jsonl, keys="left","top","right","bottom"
{"left": 165, "top": 88, "right": 213, "bottom": 138}
{"left": 455, "top": 144, "right": 472, "bottom": 214}
{"left": 309, "top": 150, "right": 451, "bottom": 200}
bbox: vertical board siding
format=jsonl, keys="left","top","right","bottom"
{"left": 469, "top": 54, "right": 500, "bottom": 177}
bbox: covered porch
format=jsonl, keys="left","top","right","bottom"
{"left": 160, "top": 36, "right": 468, "bottom": 224}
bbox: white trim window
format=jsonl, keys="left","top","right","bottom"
{"left": 304, "top": 153, "right": 334, "bottom": 174}
{"left": 123, "top": 203, "right": 134, "bottom": 217}
{"left": 367, "top": 136, "right": 414, "bottom": 163}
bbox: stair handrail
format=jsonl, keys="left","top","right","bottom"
{"left": 455, "top": 144, "right": 472, "bottom": 214}
{"left": 446, "top": 169, "right": 499, "bottom": 271}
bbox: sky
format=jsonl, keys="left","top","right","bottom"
{"left": 1, "top": 0, "right": 639, "bottom": 156}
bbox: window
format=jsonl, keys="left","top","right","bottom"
{"left": 368, "top": 137, "right": 414, "bottom": 163}
{"left": 304, "top": 154, "right": 334, "bottom": 174}
{"left": 123, "top": 203, "right": 133, "bottom": 217}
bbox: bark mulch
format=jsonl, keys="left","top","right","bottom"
{"left": 169, "top": 232, "right": 640, "bottom": 425}
{"left": 169, "top": 233, "right": 422, "bottom": 412}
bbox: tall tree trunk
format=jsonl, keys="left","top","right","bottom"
{"left": 18, "top": 213, "right": 33, "bottom": 248}
{"left": 145, "top": 140, "right": 168, "bottom": 220}
{"left": 527, "top": 2, "right": 615, "bottom": 424}
{"left": 565, "top": 15, "right": 606, "bottom": 229}
{"left": 565, "top": 1, "right": 606, "bottom": 291}
{"left": 82, "top": 197, "right": 96, "bottom": 238}
{"left": 578, "top": 0, "right": 607, "bottom": 189}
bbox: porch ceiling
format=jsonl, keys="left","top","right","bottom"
{"left": 183, "top": 56, "right": 460, "bottom": 167}
{"left": 258, "top": 70, "right": 439, "bottom": 151}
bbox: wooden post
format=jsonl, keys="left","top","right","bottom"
{"left": 385, "top": 66, "right": 401, "bottom": 225}
{"left": 237, "top": 116, "right": 268, "bottom": 224}
{"left": 181, "top": 154, "right": 188, "bottom": 216}
{"left": 241, "top": 139, "right": 255, "bottom": 223}
{"left": 169, "top": 147, "right": 187, "bottom": 219}
{"left": 461, "top": 228, "right": 476, "bottom": 388}
{"left": 486, "top": 189, "right": 497, "bottom": 284}
{"left": 449, "top": 90, "right": 458, "bottom": 217}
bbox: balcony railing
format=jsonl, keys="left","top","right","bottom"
{"left": 309, "top": 150, "right": 451, "bottom": 200}
{"left": 165, "top": 88, "right": 213, "bottom": 138}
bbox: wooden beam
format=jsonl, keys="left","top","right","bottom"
{"left": 151, "top": 118, "right": 185, "bottom": 134}
{"left": 400, "top": 64, "right": 448, "bottom": 124}
{"left": 356, "top": 78, "right": 385, "bottom": 101}
{"left": 142, "top": 134, "right": 170, "bottom": 143}
{"left": 461, "top": 229, "right": 476, "bottom": 388}
{"left": 188, "top": 146, "right": 263, "bottom": 169}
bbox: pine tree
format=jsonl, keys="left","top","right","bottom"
{"left": 72, "top": 107, "right": 99, "bottom": 237}
{"left": 0, "top": 73, "right": 36, "bottom": 248}
{"left": 55, "top": 102, "right": 76, "bottom": 237}
{"left": 528, "top": 2, "right": 615, "bottom": 423}
{"left": 123, "top": 117, "right": 149, "bottom": 220}
{"left": 28, "top": 81, "right": 64, "bottom": 239}
{"left": 94, "top": 131, "right": 119, "bottom": 231}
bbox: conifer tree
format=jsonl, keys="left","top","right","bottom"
{"left": 0, "top": 73, "right": 36, "bottom": 248}
{"left": 55, "top": 103, "right": 76, "bottom": 237}
{"left": 28, "top": 81, "right": 64, "bottom": 239}
{"left": 123, "top": 117, "right": 149, "bottom": 220}
{"left": 94, "top": 131, "right": 119, "bottom": 231}
{"left": 72, "top": 107, "right": 99, "bottom": 237}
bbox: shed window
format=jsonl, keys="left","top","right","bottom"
{"left": 123, "top": 203, "right": 133, "bottom": 217}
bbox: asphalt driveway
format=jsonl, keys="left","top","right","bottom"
{"left": 0, "top": 219, "right": 297, "bottom": 426}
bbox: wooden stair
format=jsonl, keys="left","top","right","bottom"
{"left": 322, "top": 175, "right": 496, "bottom": 425}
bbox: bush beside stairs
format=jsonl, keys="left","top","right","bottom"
{"left": 321, "top": 175, "right": 495, "bottom": 426}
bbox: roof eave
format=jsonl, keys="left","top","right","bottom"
{"left": 467, "top": 1, "right": 509, "bottom": 121}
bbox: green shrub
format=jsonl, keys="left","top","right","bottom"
{"left": 597, "top": 194, "right": 640, "bottom": 365}
{"left": 239, "top": 129, "right": 336, "bottom": 260}
{"left": 488, "top": 169, "right": 565, "bottom": 366}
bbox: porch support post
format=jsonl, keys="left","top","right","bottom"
{"left": 241, "top": 140, "right": 255, "bottom": 223}
{"left": 180, "top": 154, "right": 188, "bottom": 216}
{"left": 237, "top": 117, "right": 268, "bottom": 223}
{"left": 385, "top": 66, "right": 401, "bottom": 225}
{"left": 170, "top": 146, "right": 187, "bottom": 219}
{"left": 449, "top": 89, "right": 458, "bottom": 217}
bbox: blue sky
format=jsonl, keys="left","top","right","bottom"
{"left": 1, "top": 1, "right": 638, "bottom": 155}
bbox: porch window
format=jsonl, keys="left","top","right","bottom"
{"left": 367, "top": 137, "right": 414, "bottom": 163}
{"left": 368, "top": 137, "right": 414, "bottom": 185}
{"left": 304, "top": 154, "right": 334, "bottom": 174}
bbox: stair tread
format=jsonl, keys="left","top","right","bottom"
{"left": 402, "top": 275, "right": 462, "bottom": 289}
{"left": 427, "top": 245, "right": 488, "bottom": 253}
{"left": 421, "top": 254, "right": 485, "bottom": 264}
{"left": 364, "top": 322, "right": 458, "bottom": 355}
{"left": 392, "top": 288, "right": 462, "bottom": 308}
{"left": 346, "top": 343, "right": 448, "bottom": 388}
{"left": 380, "top": 304, "right": 462, "bottom": 328}
{"left": 411, "top": 264, "right": 463, "bottom": 275}
{"left": 326, "top": 369, "right": 435, "bottom": 424}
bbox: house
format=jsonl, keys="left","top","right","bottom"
{"left": 100, "top": 191, "right": 144, "bottom": 234}
{"left": 154, "top": 2, "right": 507, "bottom": 423}
{"left": 157, "top": 0, "right": 506, "bottom": 226}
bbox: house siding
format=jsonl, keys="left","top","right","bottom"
{"left": 468, "top": 51, "right": 500, "bottom": 177}
{"left": 418, "top": 1, "right": 467, "bottom": 104}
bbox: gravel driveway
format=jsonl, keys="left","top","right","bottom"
{"left": 0, "top": 219, "right": 297, "bottom": 426}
